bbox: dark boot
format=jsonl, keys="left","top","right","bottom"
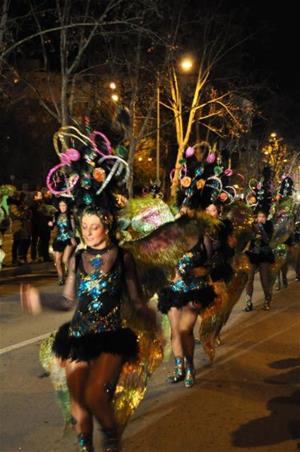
{"left": 245, "top": 296, "right": 253, "bottom": 312}
{"left": 101, "top": 427, "right": 120, "bottom": 452}
{"left": 78, "top": 433, "right": 94, "bottom": 452}
{"left": 167, "top": 356, "right": 185, "bottom": 383}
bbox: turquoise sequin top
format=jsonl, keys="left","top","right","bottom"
{"left": 69, "top": 246, "right": 123, "bottom": 337}
{"left": 56, "top": 213, "right": 73, "bottom": 242}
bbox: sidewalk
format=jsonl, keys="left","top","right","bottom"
{"left": 0, "top": 260, "right": 54, "bottom": 279}
{"left": 0, "top": 231, "right": 55, "bottom": 279}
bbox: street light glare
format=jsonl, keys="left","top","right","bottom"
{"left": 109, "top": 82, "right": 117, "bottom": 90}
{"left": 111, "top": 94, "right": 119, "bottom": 102}
{"left": 180, "top": 58, "right": 193, "bottom": 72}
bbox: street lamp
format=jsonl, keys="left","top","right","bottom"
{"left": 180, "top": 57, "right": 194, "bottom": 72}
{"left": 109, "top": 81, "right": 117, "bottom": 90}
{"left": 111, "top": 93, "right": 119, "bottom": 102}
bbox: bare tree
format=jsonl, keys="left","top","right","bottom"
{"left": 0, "top": 0, "right": 159, "bottom": 126}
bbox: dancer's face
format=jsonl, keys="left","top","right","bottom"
{"left": 81, "top": 214, "right": 107, "bottom": 248}
{"left": 206, "top": 204, "right": 218, "bottom": 219}
{"left": 257, "top": 212, "right": 266, "bottom": 224}
{"left": 59, "top": 201, "right": 68, "bottom": 213}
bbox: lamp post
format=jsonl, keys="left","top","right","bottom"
{"left": 156, "top": 72, "right": 161, "bottom": 185}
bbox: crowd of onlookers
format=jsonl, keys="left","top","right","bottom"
{"left": 1, "top": 189, "right": 56, "bottom": 266}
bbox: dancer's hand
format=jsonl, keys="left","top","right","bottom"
{"left": 20, "top": 284, "right": 42, "bottom": 315}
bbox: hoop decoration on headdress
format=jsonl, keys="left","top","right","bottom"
{"left": 47, "top": 126, "right": 129, "bottom": 211}
{"left": 173, "top": 144, "right": 238, "bottom": 210}
{"left": 246, "top": 165, "right": 274, "bottom": 214}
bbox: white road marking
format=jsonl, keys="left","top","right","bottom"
{"left": 0, "top": 332, "right": 51, "bottom": 355}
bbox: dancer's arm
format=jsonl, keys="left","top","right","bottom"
{"left": 123, "top": 250, "right": 157, "bottom": 329}
{"left": 20, "top": 256, "right": 76, "bottom": 314}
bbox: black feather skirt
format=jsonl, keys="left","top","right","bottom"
{"left": 52, "top": 322, "right": 138, "bottom": 362}
{"left": 158, "top": 283, "right": 216, "bottom": 314}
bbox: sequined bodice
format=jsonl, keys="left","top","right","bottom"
{"left": 171, "top": 239, "right": 208, "bottom": 292}
{"left": 56, "top": 213, "right": 72, "bottom": 241}
{"left": 69, "top": 246, "right": 123, "bottom": 337}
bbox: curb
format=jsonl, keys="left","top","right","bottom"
{"left": 0, "top": 262, "right": 54, "bottom": 279}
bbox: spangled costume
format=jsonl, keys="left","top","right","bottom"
{"left": 52, "top": 211, "right": 74, "bottom": 252}
{"left": 158, "top": 238, "right": 215, "bottom": 314}
{"left": 53, "top": 245, "right": 138, "bottom": 362}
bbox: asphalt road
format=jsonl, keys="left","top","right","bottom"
{"left": 0, "top": 270, "right": 299, "bottom": 452}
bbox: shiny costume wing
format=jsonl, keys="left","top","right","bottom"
{"left": 269, "top": 198, "right": 294, "bottom": 283}
{"left": 199, "top": 202, "right": 254, "bottom": 362}
{"left": 121, "top": 212, "right": 219, "bottom": 296}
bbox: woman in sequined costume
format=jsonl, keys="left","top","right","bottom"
{"left": 205, "top": 204, "right": 236, "bottom": 284}
{"left": 23, "top": 206, "right": 155, "bottom": 452}
{"left": 49, "top": 199, "right": 76, "bottom": 285}
{"left": 158, "top": 221, "right": 215, "bottom": 388}
{"left": 245, "top": 211, "right": 274, "bottom": 311}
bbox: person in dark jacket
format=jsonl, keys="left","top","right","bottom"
{"left": 245, "top": 211, "right": 274, "bottom": 311}
{"left": 30, "top": 191, "right": 52, "bottom": 263}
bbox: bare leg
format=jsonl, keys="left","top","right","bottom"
{"left": 281, "top": 261, "right": 288, "bottom": 287}
{"left": 180, "top": 303, "right": 198, "bottom": 368}
{"left": 167, "top": 307, "right": 183, "bottom": 358}
{"left": 259, "top": 262, "right": 272, "bottom": 299}
{"left": 62, "top": 244, "right": 75, "bottom": 275}
{"left": 167, "top": 307, "right": 185, "bottom": 383}
{"left": 246, "top": 264, "right": 256, "bottom": 299}
{"left": 54, "top": 251, "right": 64, "bottom": 282}
{"left": 179, "top": 303, "right": 198, "bottom": 387}
{"left": 85, "top": 353, "right": 123, "bottom": 450}
{"left": 245, "top": 264, "right": 256, "bottom": 310}
{"left": 65, "top": 360, "right": 93, "bottom": 451}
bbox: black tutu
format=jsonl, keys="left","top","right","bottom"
{"left": 52, "top": 322, "right": 139, "bottom": 362}
{"left": 246, "top": 249, "right": 275, "bottom": 265}
{"left": 211, "top": 263, "right": 234, "bottom": 283}
{"left": 52, "top": 239, "right": 72, "bottom": 252}
{"left": 158, "top": 284, "right": 216, "bottom": 314}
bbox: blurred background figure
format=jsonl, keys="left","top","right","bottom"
{"left": 30, "top": 190, "right": 52, "bottom": 263}
{"left": 9, "top": 192, "right": 32, "bottom": 265}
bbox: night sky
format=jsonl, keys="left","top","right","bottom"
{"left": 237, "top": 0, "right": 299, "bottom": 140}
{"left": 244, "top": 0, "right": 298, "bottom": 94}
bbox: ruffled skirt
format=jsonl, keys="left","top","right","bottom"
{"left": 52, "top": 322, "right": 138, "bottom": 362}
{"left": 158, "top": 283, "right": 216, "bottom": 314}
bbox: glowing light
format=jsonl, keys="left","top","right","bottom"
{"left": 148, "top": 157, "right": 153, "bottom": 162}
{"left": 109, "top": 82, "right": 117, "bottom": 90}
{"left": 111, "top": 94, "right": 119, "bottom": 102}
{"left": 180, "top": 57, "right": 194, "bottom": 72}
{"left": 138, "top": 157, "right": 143, "bottom": 162}
{"left": 270, "top": 132, "right": 277, "bottom": 138}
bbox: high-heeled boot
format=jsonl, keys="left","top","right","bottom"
{"left": 77, "top": 433, "right": 94, "bottom": 452}
{"left": 167, "top": 356, "right": 185, "bottom": 383}
{"left": 101, "top": 427, "right": 120, "bottom": 452}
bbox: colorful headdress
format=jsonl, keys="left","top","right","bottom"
{"left": 117, "top": 195, "right": 175, "bottom": 242}
{"left": 174, "top": 143, "right": 238, "bottom": 210}
{"left": 246, "top": 165, "right": 274, "bottom": 214}
{"left": 279, "top": 175, "right": 294, "bottom": 199}
{"left": 46, "top": 126, "right": 129, "bottom": 213}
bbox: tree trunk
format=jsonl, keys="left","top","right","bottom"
{"left": 61, "top": 74, "right": 69, "bottom": 127}
{"left": 170, "top": 142, "right": 185, "bottom": 199}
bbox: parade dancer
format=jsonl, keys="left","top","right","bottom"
{"left": 158, "top": 226, "right": 215, "bottom": 388}
{"left": 21, "top": 126, "right": 159, "bottom": 452}
{"left": 205, "top": 203, "right": 236, "bottom": 284}
{"left": 245, "top": 210, "right": 274, "bottom": 311}
{"left": 49, "top": 199, "right": 76, "bottom": 285}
